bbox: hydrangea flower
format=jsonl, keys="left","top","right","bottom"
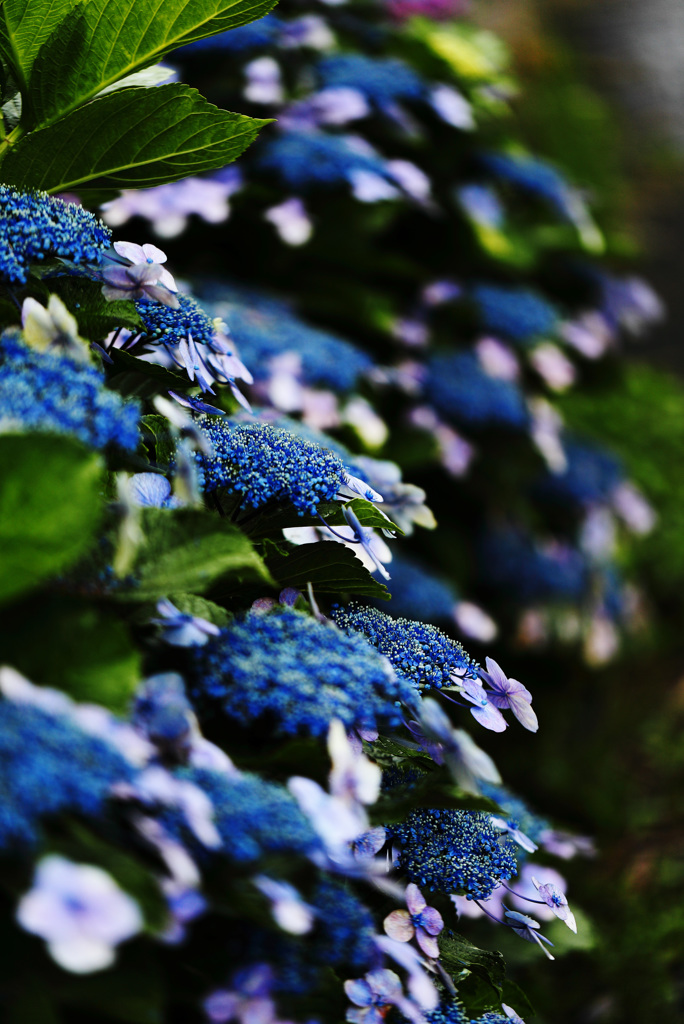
{"left": 389, "top": 809, "right": 518, "bottom": 897}
{"left": 471, "top": 285, "right": 559, "bottom": 344}
{"left": 152, "top": 598, "right": 221, "bottom": 647}
{"left": 0, "top": 694, "right": 133, "bottom": 849}
{"left": 479, "top": 658, "right": 538, "bottom": 732}
{"left": 426, "top": 352, "right": 529, "bottom": 429}
{"left": 412, "top": 699, "right": 502, "bottom": 795}
{"left": 0, "top": 335, "right": 140, "bottom": 451}
{"left": 330, "top": 602, "right": 479, "bottom": 693}
{"left": 345, "top": 969, "right": 422, "bottom": 1024}
{"left": 189, "top": 608, "right": 415, "bottom": 738}
{"left": 383, "top": 883, "right": 444, "bottom": 957}
{"left": 530, "top": 875, "right": 577, "bottom": 932}
{"left": 192, "top": 417, "right": 363, "bottom": 515}
{"left": 16, "top": 855, "right": 142, "bottom": 973}
{"left": 101, "top": 241, "right": 179, "bottom": 307}
{"left": 0, "top": 185, "right": 111, "bottom": 283}
{"left": 317, "top": 55, "right": 424, "bottom": 108}
{"left": 21, "top": 295, "right": 90, "bottom": 362}
{"left": 503, "top": 909, "right": 555, "bottom": 960}
{"left": 257, "top": 131, "right": 395, "bottom": 192}
{"left": 204, "top": 965, "right": 288, "bottom": 1024}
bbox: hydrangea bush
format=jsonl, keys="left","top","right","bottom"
{"left": 0, "top": 0, "right": 662, "bottom": 1022}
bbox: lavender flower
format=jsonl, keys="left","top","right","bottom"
{"left": 384, "top": 883, "right": 444, "bottom": 957}
{"left": 341, "top": 505, "right": 391, "bottom": 580}
{"left": 489, "top": 816, "right": 538, "bottom": 855}
{"left": 101, "top": 242, "right": 178, "bottom": 307}
{"left": 253, "top": 875, "right": 314, "bottom": 935}
{"left": 204, "top": 965, "right": 288, "bottom": 1024}
{"left": 531, "top": 875, "right": 577, "bottom": 932}
{"left": 479, "top": 658, "right": 538, "bottom": 732}
{"left": 153, "top": 598, "right": 222, "bottom": 647}
{"left": 503, "top": 909, "right": 555, "bottom": 960}
{"left": 345, "top": 969, "right": 422, "bottom": 1024}
{"left": 16, "top": 856, "right": 142, "bottom": 973}
{"left": 416, "top": 698, "right": 501, "bottom": 795}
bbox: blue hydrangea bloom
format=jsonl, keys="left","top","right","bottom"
{"left": 0, "top": 701, "right": 132, "bottom": 849}
{"left": 257, "top": 131, "right": 391, "bottom": 189}
{"left": 330, "top": 602, "right": 478, "bottom": 692}
{"left": 177, "top": 14, "right": 284, "bottom": 53}
{"left": 479, "top": 527, "right": 588, "bottom": 602}
{"left": 173, "top": 767, "right": 319, "bottom": 862}
{"left": 192, "top": 417, "right": 348, "bottom": 514}
{"left": 136, "top": 293, "right": 216, "bottom": 347}
{"left": 377, "top": 552, "right": 458, "bottom": 622}
{"left": 426, "top": 352, "right": 529, "bottom": 429}
{"left": 214, "top": 291, "right": 372, "bottom": 392}
{"left": 311, "top": 879, "right": 376, "bottom": 969}
{"left": 537, "top": 439, "right": 623, "bottom": 507}
{"left": 317, "top": 54, "right": 424, "bottom": 106}
{"left": 0, "top": 184, "right": 111, "bottom": 284}
{"left": 479, "top": 782, "right": 550, "bottom": 846}
{"left": 482, "top": 151, "right": 575, "bottom": 216}
{"left": 471, "top": 285, "right": 559, "bottom": 343}
{"left": 426, "top": 1001, "right": 468, "bottom": 1024}
{"left": 388, "top": 809, "right": 518, "bottom": 897}
{"left": 0, "top": 335, "right": 140, "bottom": 450}
{"left": 189, "top": 608, "right": 415, "bottom": 737}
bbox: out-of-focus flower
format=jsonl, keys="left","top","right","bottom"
{"left": 345, "top": 968, "right": 423, "bottom": 1024}
{"left": 128, "top": 473, "right": 182, "bottom": 509}
{"left": 430, "top": 85, "right": 474, "bottom": 128}
{"left": 612, "top": 482, "right": 656, "bottom": 535}
{"left": 253, "top": 876, "right": 314, "bottom": 935}
{"left": 153, "top": 598, "right": 221, "bottom": 647}
{"left": 475, "top": 337, "right": 519, "bottom": 380}
{"left": 416, "top": 698, "right": 501, "bottom": 794}
{"left": 16, "top": 856, "right": 142, "bottom": 973}
{"left": 244, "top": 56, "right": 284, "bottom": 104}
{"left": 384, "top": 883, "right": 444, "bottom": 957}
{"left": 264, "top": 197, "right": 313, "bottom": 246}
{"left": 101, "top": 171, "right": 243, "bottom": 238}
{"left": 453, "top": 602, "right": 497, "bottom": 642}
{"left": 529, "top": 342, "right": 576, "bottom": 392}
{"left": 204, "top": 965, "right": 286, "bottom": 1024}
{"left": 21, "top": 295, "right": 90, "bottom": 361}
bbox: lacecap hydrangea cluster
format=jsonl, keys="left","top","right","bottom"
{"left": 0, "top": 335, "right": 141, "bottom": 451}
{"left": 136, "top": 293, "right": 217, "bottom": 347}
{"left": 426, "top": 352, "right": 529, "bottom": 429}
{"left": 193, "top": 416, "right": 349, "bottom": 513}
{"left": 389, "top": 809, "right": 518, "bottom": 898}
{"left": 0, "top": 700, "right": 133, "bottom": 850}
{"left": 189, "top": 607, "right": 416, "bottom": 737}
{"left": 0, "top": 185, "right": 111, "bottom": 284}
{"left": 330, "top": 602, "right": 478, "bottom": 691}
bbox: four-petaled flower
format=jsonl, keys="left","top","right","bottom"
{"left": 531, "top": 875, "right": 577, "bottom": 933}
{"left": 101, "top": 241, "right": 179, "bottom": 308}
{"left": 344, "top": 969, "right": 421, "bottom": 1024}
{"left": 503, "top": 909, "right": 555, "bottom": 960}
{"left": 16, "top": 855, "right": 142, "bottom": 974}
{"left": 479, "top": 657, "right": 538, "bottom": 732}
{"left": 383, "top": 882, "right": 444, "bottom": 957}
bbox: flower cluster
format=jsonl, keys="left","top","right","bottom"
{"left": 188, "top": 607, "right": 415, "bottom": 737}
{"left": 0, "top": 335, "right": 140, "bottom": 451}
{"left": 389, "top": 809, "right": 518, "bottom": 898}
{"left": 0, "top": 185, "right": 111, "bottom": 283}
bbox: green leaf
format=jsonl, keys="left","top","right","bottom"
{"left": 0, "top": 434, "right": 102, "bottom": 604}
{"left": 266, "top": 543, "right": 390, "bottom": 600}
{"left": 121, "top": 508, "right": 274, "bottom": 601}
{"left": 244, "top": 498, "right": 403, "bottom": 540}
{"left": 47, "top": 275, "right": 144, "bottom": 340}
{"left": 0, "top": 595, "right": 141, "bottom": 711}
{"left": 2, "top": 84, "right": 270, "bottom": 194}
{"left": 164, "top": 591, "right": 230, "bottom": 627}
{"left": 30, "top": 0, "right": 277, "bottom": 127}
{"left": 439, "top": 933, "right": 506, "bottom": 994}
{"left": 0, "top": 0, "right": 81, "bottom": 93}
{"left": 108, "top": 350, "right": 189, "bottom": 399}
{"left": 141, "top": 414, "right": 176, "bottom": 467}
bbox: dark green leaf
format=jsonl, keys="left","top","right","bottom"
{"left": 108, "top": 349, "right": 189, "bottom": 399}
{"left": 439, "top": 933, "right": 506, "bottom": 995}
{"left": 266, "top": 542, "right": 390, "bottom": 600}
{"left": 3, "top": 84, "right": 270, "bottom": 193}
{"left": 0, "top": 434, "right": 102, "bottom": 604}
{"left": 164, "top": 591, "right": 230, "bottom": 627}
{"left": 49, "top": 275, "right": 143, "bottom": 340}
{"left": 0, "top": 0, "right": 80, "bottom": 92}
{"left": 245, "top": 498, "right": 403, "bottom": 540}
{"left": 0, "top": 595, "right": 141, "bottom": 712}
{"left": 141, "top": 414, "right": 176, "bottom": 467}
{"left": 30, "top": 0, "right": 277, "bottom": 127}
{"left": 120, "top": 508, "right": 274, "bottom": 601}
{"left": 500, "top": 980, "right": 536, "bottom": 1019}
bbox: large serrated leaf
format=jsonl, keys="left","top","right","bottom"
{"left": 30, "top": 0, "right": 276, "bottom": 127}
{"left": 266, "top": 542, "right": 391, "bottom": 600}
{"left": 0, "top": 434, "right": 103, "bottom": 603}
{"left": 120, "top": 508, "right": 274, "bottom": 601}
{"left": 0, "top": 0, "right": 81, "bottom": 93}
{"left": 2, "top": 84, "right": 270, "bottom": 193}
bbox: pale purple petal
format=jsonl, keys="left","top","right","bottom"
{"left": 344, "top": 979, "right": 374, "bottom": 1008}
{"left": 113, "top": 241, "right": 146, "bottom": 263}
{"left": 129, "top": 473, "right": 172, "bottom": 508}
{"left": 508, "top": 693, "right": 538, "bottom": 733}
{"left": 142, "top": 243, "right": 168, "bottom": 264}
{"left": 470, "top": 701, "right": 508, "bottom": 733}
{"left": 415, "top": 930, "right": 440, "bottom": 958}
{"left": 404, "top": 883, "right": 426, "bottom": 917}
{"left": 417, "top": 906, "right": 443, "bottom": 935}
{"left": 384, "top": 910, "right": 414, "bottom": 942}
